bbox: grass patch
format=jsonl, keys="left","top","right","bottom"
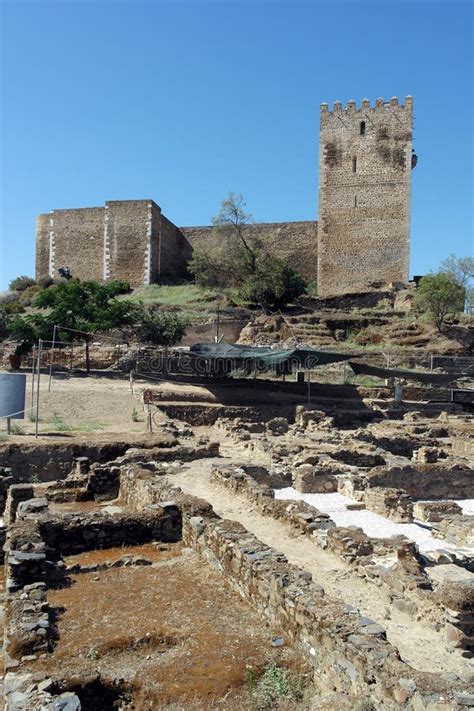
{"left": 126, "top": 283, "right": 219, "bottom": 310}
{"left": 9, "top": 423, "right": 26, "bottom": 435}
{"left": 46, "top": 413, "right": 105, "bottom": 433}
{"left": 49, "top": 412, "right": 72, "bottom": 431}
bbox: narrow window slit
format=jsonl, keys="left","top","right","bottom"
{"left": 352, "top": 157, "right": 357, "bottom": 173}
{"left": 360, "top": 121, "right": 366, "bottom": 136}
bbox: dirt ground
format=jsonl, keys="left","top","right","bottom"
{"left": 26, "top": 543, "right": 307, "bottom": 710}
{"left": 4, "top": 373, "right": 154, "bottom": 439}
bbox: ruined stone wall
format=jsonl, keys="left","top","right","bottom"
{"left": 318, "top": 97, "right": 413, "bottom": 296}
{"left": 181, "top": 221, "right": 318, "bottom": 281}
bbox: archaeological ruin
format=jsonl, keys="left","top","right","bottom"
{"left": 0, "top": 358, "right": 472, "bottom": 709}
{"left": 35, "top": 96, "right": 415, "bottom": 296}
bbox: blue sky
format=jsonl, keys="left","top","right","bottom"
{"left": 1, "top": 0, "right": 473, "bottom": 289}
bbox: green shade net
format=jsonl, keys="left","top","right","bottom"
{"left": 189, "top": 342, "right": 352, "bottom": 370}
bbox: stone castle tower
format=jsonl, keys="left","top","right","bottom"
{"left": 317, "top": 96, "right": 414, "bottom": 296}
{"left": 35, "top": 95, "right": 414, "bottom": 295}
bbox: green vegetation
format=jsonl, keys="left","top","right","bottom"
{"left": 9, "top": 275, "right": 36, "bottom": 292}
{"left": 47, "top": 413, "right": 105, "bottom": 433}
{"left": 9, "top": 423, "right": 25, "bottom": 435}
{"left": 134, "top": 309, "right": 188, "bottom": 346}
{"left": 253, "top": 661, "right": 305, "bottom": 708}
{"left": 414, "top": 272, "right": 465, "bottom": 332}
{"left": 127, "top": 283, "right": 217, "bottom": 308}
{"left": 188, "top": 193, "right": 306, "bottom": 311}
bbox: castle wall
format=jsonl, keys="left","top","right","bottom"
{"left": 106, "top": 200, "right": 152, "bottom": 286}
{"left": 318, "top": 96, "right": 413, "bottom": 296}
{"left": 49, "top": 207, "right": 105, "bottom": 282}
{"left": 154, "top": 211, "right": 193, "bottom": 281}
{"left": 181, "top": 220, "right": 318, "bottom": 281}
{"left": 34, "top": 95, "right": 414, "bottom": 296}
{"left": 35, "top": 214, "right": 52, "bottom": 283}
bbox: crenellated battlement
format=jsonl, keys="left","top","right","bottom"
{"left": 321, "top": 96, "right": 413, "bottom": 114}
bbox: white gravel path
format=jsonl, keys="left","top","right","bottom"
{"left": 274, "top": 488, "right": 473, "bottom": 554}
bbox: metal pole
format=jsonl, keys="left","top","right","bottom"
{"left": 6, "top": 418, "right": 11, "bottom": 435}
{"left": 307, "top": 371, "right": 311, "bottom": 405}
{"left": 48, "top": 324, "right": 57, "bottom": 392}
{"left": 35, "top": 339, "right": 42, "bottom": 439}
{"left": 31, "top": 345, "right": 36, "bottom": 417}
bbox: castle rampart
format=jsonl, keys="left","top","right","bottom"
{"left": 35, "top": 200, "right": 192, "bottom": 287}
{"left": 35, "top": 95, "right": 414, "bottom": 295}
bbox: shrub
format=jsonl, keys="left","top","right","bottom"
{"left": 238, "top": 255, "right": 306, "bottom": 311}
{"left": 0, "top": 290, "right": 20, "bottom": 305}
{"left": 9, "top": 275, "right": 36, "bottom": 292}
{"left": 256, "top": 662, "right": 290, "bottom": 708}
{"left": 37, "top": 276, "right": 55, "bottom": 289}
{"left": 134, "top": 308, "right": 188, "bottom": 346}
{"left": 19, "top": 284, "right": 42, "bottom": 306}
{"left": 414, "top": 272, "right": 465, "bottom": 331}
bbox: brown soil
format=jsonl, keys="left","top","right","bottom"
{"left": 63, "top": 541, "right": 183, "bottom": 567}
{"left": 27, "top": 544, "right": 306, "bottom": 709}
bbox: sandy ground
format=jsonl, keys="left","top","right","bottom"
{"left": 2, "top": 373, "right": 155, "bottom": 439}
{"left": 172, "top": 457, "right": 473, "bottom": 680}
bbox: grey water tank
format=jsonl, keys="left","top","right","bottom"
{"left": 0, "top": 372, "right": 26, "bottom": 419}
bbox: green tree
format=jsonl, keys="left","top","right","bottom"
{"left": 238, "top": 254, "right": 306, "bottom": 312}
{"left": 188, "top": 193, "right": 306, "bottom": 309}
{"left": 189, "top": 193, "right": 262, "bottom": 288}
{"left": 9, "top": 275, "right": 36, "bottom": 292}
{"left": 135, "top": 308, "right": 188, "bottom": 346}
{"left": 34, "top": 280, "right": 134, "bottom": 372}
{"left": 414, "top": 273, "right": 465, "bottom": 332}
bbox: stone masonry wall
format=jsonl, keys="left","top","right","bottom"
{"left": 35, "top": 214, "right": 51, "bottom": 282}
{"left": 47, "top": 207, "right": 105, "bottom": 282}
{"left": 35, "top": 199, "right": 193, "bottom": 287}
{"left": 181, "top": 220, "right": 318, "bottom": 281}
{"left": 318, "top": 97, "right": 413, "bottom": 296}
{"left": 158, "top": 213, "right": 193, "bottom": 280}
{"left": 106, "top": 200, "right": 151, "bottom": 285}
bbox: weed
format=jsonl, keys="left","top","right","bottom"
{"left": 0, "top": 432, "right": 7, "bottom": 443}
{"left": 256, "top": 661, "right": 290, "bottom": 708}
{"left": 131, "top": 407, "right": 140, "bottom": 422}
{"left": 85, "top": 647, "right": 99, "bottom": 660}
{"left": 74, "top": 420, "right": 105, "bottom": 433}
{"left": 29, "top": 472, "right": 40, "bottom": 484}
{"left": 9, "top": 423, "right": 25, "bottom": 435}
{"left": 50, "top": 412, "right": 72, "bottom": 432}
